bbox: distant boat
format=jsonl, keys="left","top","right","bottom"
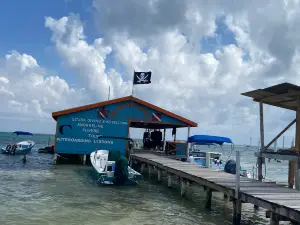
{"left": 245, "top": 137, "right": 252, "bottom": 147}
{"left": 90, "top": 150, "right": 142, "bottom": 185}
{"left": 1, "top": 131, "right": 35, "bottom": 155}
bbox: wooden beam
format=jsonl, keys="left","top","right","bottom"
{"left": 295, "top": 96, "right": 300, "bottom": 190}
{"left": 288, "top": 89, "right": 300, "bottom": 95}
{"left": 256, "top": 93, "right": 296, "bottom": 102}
{"left": 265, "top": 119, "right": 296, "bottom": 149}
{"left": 253, "top": 99, "right": 296, "bottom": 111}
{"left": 259, "top": 102, "right": 264, "bottom": 181}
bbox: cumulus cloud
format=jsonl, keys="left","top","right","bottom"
{"left": 0, "top": 51, "right": 89, "bottom": 133}
{"left": 1, "top": 0, "right": 299, "bottom": 144}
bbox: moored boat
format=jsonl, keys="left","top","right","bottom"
{"left": 187, "top": 135, "right": 251, "bottom": 178}
{"left": 90, "top": 149, "right": 142, "bottom": 185}
{"left": 1, "top": 131, "right": 35, "bottom": 155}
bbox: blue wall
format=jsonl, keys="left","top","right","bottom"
{"left": 55, "top": 100, "right": 189, "bottom": 155}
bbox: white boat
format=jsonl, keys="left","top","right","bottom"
{"left": 90, "top": 150, "right": 142, "bottom": 185}
{"left": 1, "top": 131, "right": 35, "bottom": 155}
{"left": 187, "top": 135, "right": 252, "bottom": 178}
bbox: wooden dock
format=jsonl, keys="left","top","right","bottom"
{"left": 130, "top": 153, "right": 300, "bottom": 225}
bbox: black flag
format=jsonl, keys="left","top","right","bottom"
{"left": 133, "top": 71, "right": 151, "bottom": 85}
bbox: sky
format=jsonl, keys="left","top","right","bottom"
{"left": 0, "top": 0, "right": 299, "bottom": 145}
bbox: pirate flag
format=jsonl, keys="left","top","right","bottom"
{"left": 133, "top": 71, "right": 152, "bottom": 85}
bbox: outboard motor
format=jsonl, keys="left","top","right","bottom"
{"left": 224, "top": 159, "right": 241, "bottom": 175}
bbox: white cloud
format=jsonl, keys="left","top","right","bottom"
{"left": 0, "top": 51, "right": 89, "bottom": 134}
{"left": 1, "top": 1, "right": 299, "bottom": 145}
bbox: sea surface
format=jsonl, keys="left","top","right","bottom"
{"left": 0, "top": 132, "right": 291, "bottom": 225}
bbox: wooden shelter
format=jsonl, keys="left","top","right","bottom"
{"left": 241, "top": 82, "right": 300, "bottom": 189}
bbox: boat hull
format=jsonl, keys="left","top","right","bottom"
{"left": 90, "top": 150, "right": 142, "bottom": 185}
{"left": 1, "top": 141, "right": 35, "bottom": 155}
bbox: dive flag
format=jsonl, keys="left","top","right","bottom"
{"left": 133, "top": 71, "right": 152, "bottom": 85}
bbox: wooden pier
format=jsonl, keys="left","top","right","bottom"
{"left": 130, "top": 153, "right": 300, "bottom": 225}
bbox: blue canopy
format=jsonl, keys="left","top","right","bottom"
{"left": 188, "top": 135, "right": 232, "bottom": 145}
{"left": 13, "top": 131, "right": 33, "bottom": 136}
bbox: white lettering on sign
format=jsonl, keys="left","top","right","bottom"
{"left": 72, "top": 117, "right": 128, "bottom": 125}
{"left": 82, "top": 128, "right": 100, "bottom": 133}
{"left": 77, "top": 123, "right": 104, "bottom": 128}
{"left": 57, "top": 138, "right": 92, "bottom": 143}
{"left": 93, "top": 139, "right": 114, "bottom": 145}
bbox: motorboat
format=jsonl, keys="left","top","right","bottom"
{"left": 187, "top": 135, "right": 251, "bottom": 178}
{"left": 90, "top": 135, "right": 142, "bottom": 185}
{"left": 90, "top": 150, "right": 142, "bottom": 185}
{"left": 1, "top": 131, "right": 35, "bottom": 155}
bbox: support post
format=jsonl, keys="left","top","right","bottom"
{"left": 148, "top": 164, "right": 152, "bottom": 177}
{"left": 269, "top": 212, "right": 279, "bottom": 225}
{"left": 141, "top": 163, "right": 145, "bottom": 173}
{"left": 258, "top": 102, "right": 264, "bottom": 181}
{"left": 180, "top": 178, "right": 186, "bottom": 196}
{"left": 83, "top": 154, "right": 86, "bottom": 165}
{"left": 233, "top": 199, "right": 242, "bottom": 225}
{"left": 205, "top": 188, "right": 212, "bottom": 209}
{"left": 186, "top": 126, "right": 190, "bottom": 157}
{"left": 163, "top": 128, "right": 166, "bottom": 153}
{"left": 296, "top": 96, "right": 300, "bottom": 190}
{"left": 167, "top": 174, "right": 172, "bottom": 188}
{"left": 235, "top": 151, "right": 240, "bottom": 199}
{"left": 157, "top": 169, "right": 161, "bottom": 182}
{"left": 53, "top": 153, "right": 58, "bottom": 165}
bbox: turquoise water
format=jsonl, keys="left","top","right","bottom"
{"left": 0, "top": 132, "right": 290, "bottom": 225}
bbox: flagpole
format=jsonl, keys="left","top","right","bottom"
{"left": 131, "top": 70, "right": 135, "bottom": 97}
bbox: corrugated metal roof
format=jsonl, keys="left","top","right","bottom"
{"left": 241, "top": 82, "right": 300, "bottom": 110}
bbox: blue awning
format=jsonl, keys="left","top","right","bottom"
{"left": 188, "top": 135, "right": 232, "bottom": 145}
{"left": 13, "top": 131, "right": 33, "bottom": 136}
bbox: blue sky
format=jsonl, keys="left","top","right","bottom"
{"left": 0, "top": 0, "right": 98, "bottom": 85}
{"left": 0, "top": 0, "right": 239, "bottom": 85}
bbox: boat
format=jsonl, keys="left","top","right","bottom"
{"left": 90, "top": 136, "right": 142, "bottom": 185}
{"left": 187, "top": 135, "right": 251, "bottom": 178}
{"left": 38, "top": 145, "right": 54, "bottom": 154}
{"left": 90, "top": 150, "right": 142, "bottom": 185}
{"left": 1, "top": 131, "right": 35, "bottom": 155}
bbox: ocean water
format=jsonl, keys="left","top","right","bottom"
{"left": 0, "top": 132, "right": 291, "bottom": 225}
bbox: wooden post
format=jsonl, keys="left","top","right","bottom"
{"left": 157, "top": 169, "right": 161, "bottom": 182}
{"left": 167, "top": 174, "right": 172, "bottom": 188}
{"left": 269, "top": 212, "right": 279, "bottom": 225}
{"left": 205, "top": 188, "right": 212, "bottom": 209}
{"left": 180, "top": 178, "right": 186, "bottom": 196}
{"left": 141, "top": 164, "right": 145, "bottom": 173}
{"left": 296, "top": 96, "right": 300, "bottom": 190}
{"left": 235, "top": 151, "right": 240, "bottom": 199}
{"left": 148, "top": 164, "right": 152, "bottom": 177}
{"left": 233, "top": 199, "right": 242, "bottom": 225}
{"left": 289, "top": 161, "right": 295, "bottom": 188}
{"left": 163, "top": 128, "right": 166, "bottom": 153}
{"left": 23, "top": 153, "right": 27, "bottom": 163}
{"left": 53, "top": 153, "right": 58, "bottom": 165}
{"left": 186, "top": 126, "right": 190, "bottom": 157}
{"left": 258, "top": 102, "right": 264, "bottom": 181}
{"left": 83, "top": 154, "right": 86, "bottom": 165}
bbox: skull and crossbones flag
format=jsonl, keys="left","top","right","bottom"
{"left": 133, "top": 71, "right": 152, "bottom": 85}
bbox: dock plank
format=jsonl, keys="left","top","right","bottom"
{"left": 131, "top": 153, "right": 300, "bottom": 222}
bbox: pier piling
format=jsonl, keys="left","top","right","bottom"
{"left": 131, "top": 153, "right": 300, "bottom": 225}
{"left": 205, "top": 188, "right": 212, "bottom": 209}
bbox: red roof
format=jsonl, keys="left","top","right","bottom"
{"left": 52, "top": 96, "right": 197, "bottom": 127}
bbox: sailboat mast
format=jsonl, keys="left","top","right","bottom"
{"left": 283, "top": 136, "right": 285, "bottom": 148}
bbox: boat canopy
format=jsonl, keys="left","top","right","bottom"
{"left": 13, "top": 131, "right": 33, "bottom": 136}
{"left": 188, "top": 135, "right": 233, "bottom": 145}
